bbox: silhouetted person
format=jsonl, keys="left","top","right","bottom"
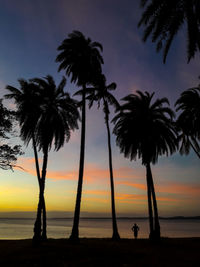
{"left": 132, "top": 223, "right": 139, "bottom": 239}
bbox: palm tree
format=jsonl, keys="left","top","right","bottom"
{"left": 85, "top": 74, "right": 120, "bottom": 240}
{"left": 31, "top": 75, "right": 79, "bottom": 241}
{"left": 113, "top": 91, "right": 177, "bottom": 240}
{"left": 138, "top": 0, "right": 200, "bottom": 63}
{"left": 5, "top": 76, "right": 79, "bottom": 242}
{"left": 5, "top": 80, "right": 44, "bottom": 241}
{"left": 56, "top": 31, "right": 103, "bottom": 240}
{"left": 175, "top": 85, "right": 200, "bottom": 158}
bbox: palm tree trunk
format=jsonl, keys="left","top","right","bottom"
{"left": 32, "top": 137, "right": 42, "bottom": 243}
{"left": 32, "top": 136, "right": 47, "bottom": 240}
{"left": 32, "top": 136, "right": 41, "bottom": 184}
{"left": 147, "top": 162, "right": 160, "bottom": 240}
{"left": 33, "top": 187, "right": 42, "bottom": 243}
{"left": 70, "top": 86, "right": 86, "bottom": 241}
{"left": 41, "top": 146, "right": 48, "bottom": 241}
{"left": 41, "top": 194, "right": 47, "bottom": 240}
{"left": 33, "top": 145, "right": 48, "bottom": 243}
{"left": 104, "top": 105, "right": 120, "bottom": 240}
{"left": 146, "top": 164, "right": 154, "bottom": 239}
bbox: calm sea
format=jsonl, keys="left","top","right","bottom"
{"left": 0, "top": 218, "right": 199, "bottom": 239}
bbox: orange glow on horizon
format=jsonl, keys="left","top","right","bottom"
{"left": 5, "top": 157, "right": 199, "bottom": 214}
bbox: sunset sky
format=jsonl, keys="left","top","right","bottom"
{"left": 0, "top": 0, "right": 199, "bottom": 218}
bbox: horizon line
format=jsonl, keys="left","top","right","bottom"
{"left": 0, "top": 216, "right": 200, "bottom": 220}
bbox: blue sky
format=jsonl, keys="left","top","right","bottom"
{"left": 0, "top": 0, "right": 199, "bottom": 217}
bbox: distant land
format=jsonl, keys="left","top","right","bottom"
{"left": 52, "top": 216, "right": 200, "bottom": 220}
{"left": 0, "top": 212, "right": 199, "bottom": 221}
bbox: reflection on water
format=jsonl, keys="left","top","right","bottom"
{"left": 0, "top": 218, "right": 200, "bottom": 239}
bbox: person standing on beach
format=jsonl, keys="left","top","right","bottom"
{"left": 132, "top": 223, "right": 139, "bottom": 239}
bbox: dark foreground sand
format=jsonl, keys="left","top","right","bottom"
{"left": 0, "top": 238, "right": 199, "bottom": 266}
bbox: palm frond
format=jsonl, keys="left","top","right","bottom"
{"left": 56, "top": 31, "right": 103, "bottom": 86}
{"left": 175, "top": 84, "right": 200, "bottom": 156}
{"left": 138, "top": 0, "right": 200, "bottom": 62}
{"left": 113, "top": 90, "right": 177, "bottom": 165}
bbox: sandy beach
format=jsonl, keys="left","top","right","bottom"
{"left": 0, "top": 238, "right": 199, "bottom": 266}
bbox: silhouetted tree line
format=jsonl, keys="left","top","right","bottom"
{"left": 0, "top": 0, "right": 200, "bottom": 244}
{"left": 0, "top": 100, "right": 22, "bottom": 170}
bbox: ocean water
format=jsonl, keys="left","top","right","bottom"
{"left": 0, "top": 218, "right": 199, "bottom": 239}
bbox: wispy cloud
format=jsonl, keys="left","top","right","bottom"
{"left": 116, "top": 181, "right": 146, "bottom": 191}
{"left": 81, "top": 190, "right": 180, "bottom": 204}
{"left": 158, "top": 183, "right": 200, "bottom": 196}
{"left": 117, "top": 179, "right": 200, "bottom": 198}
{"left": 18, "top": 157, "right": 140, "bottom": 182}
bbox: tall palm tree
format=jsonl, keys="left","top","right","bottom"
{"left": 31, "top": 75, "right": 79, "bottom": 241}
{"left": 5, "top": 76, "right": 79, "bottom": 242}
{"left": 138, "top": 0, "right": 200, "bottom": 63}
{"left": 56, "top": 31, "right": 103, "bottom": 240}
{"left": 113, "top": 91, "right": 177, "bottom": 240}
{"left": 85, "top": 74, "right": 120, "bottom": 240}
{"left": 175, "top": 85, "right": 200, "bottom": 158}
{"left": 5, "top": 80, "right": 44, "bottom": 241}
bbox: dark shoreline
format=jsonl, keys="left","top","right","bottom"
{"left": 0, "top": 238, "right": 199, "bottom": 266}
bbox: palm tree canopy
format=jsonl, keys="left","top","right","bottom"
{"left": 88, "top": 74, "right": 120, "bottom": 112}
{"left": 75, "top": 74, "right": 120, "bottom": 114}
{"left": 5, "top": 76, "right": 80, "bottom": 152}
{"left": 138, "top": 0, "right": 200, "bottom": 63}
{"left": 5, "top": 80, "right": 41, "bottom": 146}
{"left": 30, "top": 75, "right": 80, "bottom": 151}
{"left": 176, "top": 86, "right": 200, "bottom": 136}
{"left": 113, "top": 91, "right": 177, "bottom": 165}
{"left": 56, "top": 31, "right": 104, "bottom": 86}
{"left": 175, "top": 85, "right": 200, "bottom": 155}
